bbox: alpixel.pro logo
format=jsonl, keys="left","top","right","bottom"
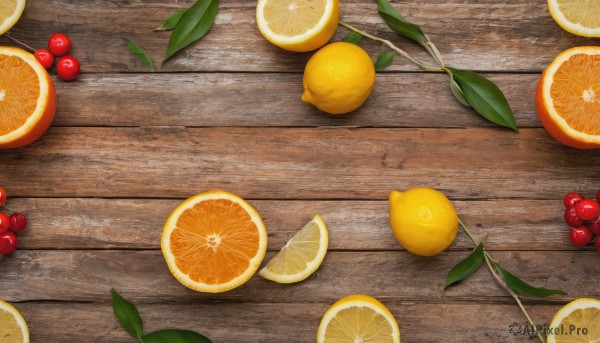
{"left": 509, "top": 322, "right": 589, "bottom": 337}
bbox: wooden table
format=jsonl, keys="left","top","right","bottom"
{"left": 1, "top": 0, "right": 599, "bottom": 342}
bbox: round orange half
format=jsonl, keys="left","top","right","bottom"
{"left": 161, "top": 190, "right": 268, "bottom": 293}
{"left": 0, "top": 46, "right": 56, "bottom": 149}
{"left": 536, "top": 46, "right": 600, "bottom": 149}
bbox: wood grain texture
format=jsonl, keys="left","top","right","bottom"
{"left": 1, "top": 250, "right": 595, "bottom": 303}
{"left": 0, "top": 128, "right": 599, "bottom": 199}
{"left": 50, "top": 73, "right": 539, "bottom": 128}
{"left": 5, "top": 198, "right": 579, "bottom": 251}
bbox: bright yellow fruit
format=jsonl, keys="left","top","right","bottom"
{"left": 389, "top": 188, "right": 458, "bottom": 257}
{"left": 548, "top": 0, "right": 600, "bottom": 37}
{"left": 259, "top": 214, "right": 328, "bottom": 284}
{"left": 302, "top": 42, "right": 376, "bottom": 115}
{"left": 0, "top": 299, "right": 29, "bottom": 343}
{"left": 0, "top": 0, "right": 25, "bottom": 35}
{"left": 547, "top": 298, "right": 600, "bottom": 342}
{"left": 317, "top": 294, "right": 401, "bottom": 343}
{"left": 256, "top": 0, "right": 340, "bottom": 52}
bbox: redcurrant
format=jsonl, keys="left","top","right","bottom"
{"left": 0, "top": 231, "right": 17, "bottom": 255}
{"left": 0, "top": 187, "right": 6, "bottom": 207}
{"left": 569, "top": 226, "right": 593, "bottom": 247}
{"left": 575, "top": 198, "right": 599, "bottom": 221}
{"left": 0, "top": 213, "right": 10, "bottom": 233}
{"left": 588, "top": 217, "right": 600, "bottom": 236}
{"left": 34, "top": 49, "right": 55, "bottom": 69}
{"left": 48, "top": 33, "right": 72, "bottom": 57}
{"left": 9, "top": 213, "right": 27, "bottom": 233}
{"left": 564, "top": 192, "right": 583, "bottom": 209}
{"left": 56, "top": 56, "right": 80, "bottom": 81}
{"left": 564, "top": 207, "right": 584, "bottom": 227}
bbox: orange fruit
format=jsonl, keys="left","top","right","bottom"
{"left": 161, "top": 190, "right": 268, "bottom": 293}
{"left": 0, "top": 46, "right": 56, "bottom": 149}
{"left": 536, "top": 46, "right": 600, "bottom": 149}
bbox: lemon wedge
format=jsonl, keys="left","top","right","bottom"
{"left": 0, "top": 0, "right": 26, "bottom": 35}
{"left": 0, "top": 299, "right": 29, "bottom": 343}
{"left": 547, "top": 298, "right": 600, "bottom": 342}
{"left": 548, "top": 0, "right": 600, "bottom": 37}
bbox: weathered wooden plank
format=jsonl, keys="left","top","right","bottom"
{"left": 3, "top": 0, "right": 591, "bottom": 73}
{"left": 51, "top": 73, "right": 539, "bottom": 128}
{"left": 0, "top": 128, "right": 599, "bottom": 199}
{"left": 5, "top": 198, "right": 577, "bottom": 251}
{"left": 1, "top": 250, "right": 596, "bottom": 303}
{"left": 15, "top": 301, "right": 562, "bottom": 343}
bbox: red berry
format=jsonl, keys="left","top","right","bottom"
{"left": 0, "top": 213, "right": 10, "bottom": 233}
{"left": 569, "top": 226, "right": 594, "bottom": 247}
{"left": 0, "top": 187, "right": 6, "bottom": 207}
{"left": 564, "top": 192, "right": 584, "bottom": 209}
{"left": 565, "top": 207, "right": 584, "bottom": 227}
{"left": 575, "top": 198, "right": 599, "bottom": 221}
{"left": 56, "top": 56, "right": 80, "bottom": 81}
{"left": 48, "top": 33, "right": 72, "bottom": 57}
{"left": 34, "top": 49, "right": 55, "bottom": 69}
{"left": 9, "top": 213, "right": 27, "bottom": 233}
{"left": 0, "top": 231, "right": 17, "bottom": 255}
{"left": 588, "top": 217, "right": 600, "bottom": 236}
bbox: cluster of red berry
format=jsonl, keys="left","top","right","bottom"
{"left": 33, "top": 33, "right": 80, "bottom": 81}
{"left": 564, "top": 190, "right": 600, "bottom": 252}
{"left": 0, "top": 187, "right": 27, "bottom": 256}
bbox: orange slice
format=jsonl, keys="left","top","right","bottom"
{"left": 161, "top": 190, "right": 268, "bottom": 293}
{"left": 536, "top": 46, "right": 600, "bottom": 149}
{"left": 0, "top": 46, "right": 56, "bottom": 149}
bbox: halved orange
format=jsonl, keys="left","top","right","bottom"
{"left": 161, "top": 190, "right": 268, "bottom": 293}
{"left": 0, "top": 46, "right": 56, "bottom": 149}
{"left": 536, "top": 46, "right": 600, "bottom": 149}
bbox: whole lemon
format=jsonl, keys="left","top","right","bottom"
{"left": 389, "top": 188, "right": 458, "bottom": 257}
{"left": 302, "top": 42, "right": 376, "bottom": 115}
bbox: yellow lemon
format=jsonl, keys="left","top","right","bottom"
{"left": 302, "top": 42, "right": 376, "bottom": 115}
{"left": 0, "top": 0, "right": 25, "bottom": 35}
{"left": 256, "top": 0, "right": 339, "bottom": 52}
{"left": 547, "top": 298, "right": 600, "bottom": 343}
{"left": 0, "top": 299, "right": 29, "bottom": 343}
{"left": 547, "top": 0, "right": 600, "bottom": 37}
{"left": 389, "top": 188, "right": 458, "bottom": 257}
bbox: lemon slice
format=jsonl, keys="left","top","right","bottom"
{"left": 256, "top": 0, "right": 340, "bottom": 52}
{"left": 547, "top": 298, "right": 600, "bottom": 342}
{"left": 259, "top": 214, "right": 328, "bottom": 283}
{"left": 548, "top": 0, "right": 600, "bottom": 37}
{"left": 317, "top": 294, "right": 401, "bottom": 343}
{"left": 0, "top": 0, "right": 26, "bottom": 35}
{"left": 0, "top": 300, "right": 29, "bottom": 343}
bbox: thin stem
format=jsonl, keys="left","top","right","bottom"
{"left": 338, "top": 20, "right": 444, "bottom": 72}
{"left": 3, "top": 33, "right": 36, "bottom": 53}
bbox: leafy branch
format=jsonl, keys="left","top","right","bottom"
{"left": 340, "top": 0, "right": 518, "bottom": 131}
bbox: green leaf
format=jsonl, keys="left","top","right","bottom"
{"left": 142, "top": 329, "right": 213, "bottom": 343}
{"left": 376, "top": 0, "right": 427, "bottom": 47}
{"left": 445, "top": 242, "right": 484, "bottom": 289}
{"left": 123, "top": 38, "right": 157, "bottom": 72}
{"left": 495, "top": 264, "right": 567, "bottom": 297}
{"left": 111, "top": 289, "right": 144, "bottom": 339}
{"left": 446, "top": 67, "right": 518, "bottom": 131}
{"left": 154, "top": 8, "right": 188, "bottom": 31}
{"left": 449, "top": 77, "right": 470, "bottom": 107}
{"left": 342, "top": 32, "right": 363, "bottom": 45}
{"left": 164, "top": 0, "right": 219, "bottom": 62}
{"left": 374, "top": 51, "right": 395, "bottom": 71}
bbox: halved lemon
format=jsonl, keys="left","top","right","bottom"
{"left": 0, "top": 0, "right": 25, "bottom": 35}
{"left": 256, "top": 0, "right": 340, "bottom": 52}
{"left": 0, "top": 299, "right": 29, "bottom": 343}
{"left": 161, "top": 190, "right": 268, "bottom": 293}
{"left": 548, "top": 0, "right": 600, "bottom": 37}
{"left": 259, "top": 214, "right": 328, "bottom": 283}
{"left": 317, "top": 294, "right": 401, "bottom": 343}
{"left": 547, "top": 298, "right": 600, "bottom": 343}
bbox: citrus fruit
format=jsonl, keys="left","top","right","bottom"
{"left": 302, "top": 42, "right": 376, "bottom": 115}
{"left": 161, "top": 190, "right": 268, "bottom": 293}
{"left": 0, "top": 0, "right": 25, "bottom": 35}
{"left": 259, "top": 214, "right": 328, "bottom": 284}
{"left": 0, "top": 46, "right": 56, "bottom": 149}
{"left": 389, "top": 188, "right": 458, "bottom": 257}
{"left": 0, "top": 299, "right": 29, "bottom": 343}
{"left": 256, "top": 0, "right": 339, "bottom": 52}
{"left": 547, "top": 298, "right": 600, "bottom": 343}
{"left": 317, "top": 294, "right": 401, "bottom": 343}
{"left": 536, "top": 46, "right": 600, "bottom": 149}
{"left": 547, "top": 0, "right": 600, "bottom": 37}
